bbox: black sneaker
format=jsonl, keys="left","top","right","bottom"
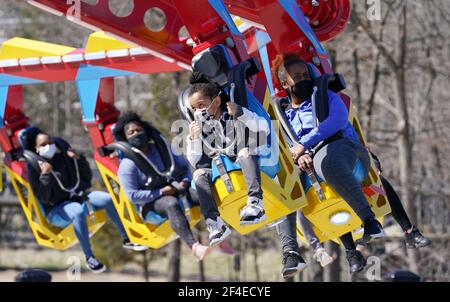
{"left": 405, "top": 227, "right": 432, "bottom": 249}
{"left": 345, "top": 249, "right": 366, "bottom": 274}
{"left": 281, "top": 251, "right": 307, "bottom": 279}
{"left": 123, "top": 239, "right": 149, "bottom": 252}
{"left": 361, "top": 217, "right": 385, "bottom": 243}
{"left": 86, "top": 256, "right": 106, "bottom": 274}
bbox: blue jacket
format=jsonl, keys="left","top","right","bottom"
{"left": 285, "top": 90, "right": 355, "bottom": 148}
{"left": 118, "top": 143, "right": 192, "bottom": 206}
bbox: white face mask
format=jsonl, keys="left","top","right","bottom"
{"left": 193, "top": 97, "right": 219, "bottom": 122}
{"left": 38, "top": 144, "right": 57, "bottom": 159}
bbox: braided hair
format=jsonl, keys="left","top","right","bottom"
{"left": 188, "top": 72, "right": 229, "bottom": 111}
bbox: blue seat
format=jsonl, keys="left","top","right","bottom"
{"left": 44, "top": 202, "right": 91, "bottom": 229}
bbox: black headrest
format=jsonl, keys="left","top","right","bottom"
{"left": 328, "top": 73, "right": 346, "bottom": 92}
{"left": 15, "top": 269, "right": 52, "bottom": 282}
{"left": 19, "top": 126, "right": 43, "bottom": 151}
{"left": 384, "top": 270, "right": 421, "bottom": 282}
{"left": 177, "top": 87, "right": 194, "bottom": 122}
{"left": 22, "top": 150, "right": 42, "bottom": 173}
{"left": 192, "top": 45, "right": 232, "bottom": 87}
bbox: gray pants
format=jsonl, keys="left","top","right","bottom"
{"left": 193, "top": 149, "right": 263, "bottom": 220}
{"left": 276, "top": 210, "right": 322, "bottom": 254}
{"left": 276, "top": 137, "right": 373, "bottom": 254}
{"left": 314, "top": 137, "right": 374, "bottom": 222}
{"left": 142, "top": 196, "right": 196, "bottom": 248}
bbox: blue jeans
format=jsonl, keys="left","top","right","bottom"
{"left": 47, "top": 191, "right": 127, "bottom": 258}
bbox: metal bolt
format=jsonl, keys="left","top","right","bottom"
{"left": 312, "top": 56, "right": 321, "bottom": 66}
{"left": 225, "top": 37, "right": 235, "bottom": 48}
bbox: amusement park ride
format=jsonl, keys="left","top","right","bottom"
{"left": 0, "top": 0, "right": 390, "bottom": 250}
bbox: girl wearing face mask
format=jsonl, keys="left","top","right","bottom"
{"left": 185, "top": 72, "right": 270, "bottom": 247}
{"left": 270, "top": 53, "right": 387, "bottom": 276}
{"left": 26, "top": 128, "right": 143, "bottom": 274}
{"left": 115, "top": 112, "right": 213, "bottom": 261}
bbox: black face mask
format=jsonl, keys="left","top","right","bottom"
{"left": 289, "top": 79, "right": 314, "bottom": 102}
{"left": 128, "top": 132, "right": 148, "bottom": 149}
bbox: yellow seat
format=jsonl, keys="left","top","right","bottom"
{"left": 96, "top": 161, "right": 201, "bottom": 249}
{"left": 210, "top": 89, "right": 308, "bottom": 234}
{"left": 296, "top": 107, "right": 391, "bottom": 243}
{"left": 5, "top": 165, "right": 106, "bottom": 250}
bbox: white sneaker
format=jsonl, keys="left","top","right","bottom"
{"left": 313, "top": 247, "right": 334, "bottom": 267}
{"left": 122, "top": 239, "right": 149, "bottom": 252}
{"left": 206, "top": 217, "right": 232, "bottom": 247}
{"left": 239, "top": 197, "right": 266, "bottom": 225}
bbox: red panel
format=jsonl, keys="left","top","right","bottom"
{"left": 224, "top": 0, "right": 350, "bottom": 42}
{"left": 30, "top": 0, "right": 350, "bottom": 68}
{"left": 31, "top": 0, "right": 194, "bottom": 64}
{"left": 0, "top": 86, "right": 29, "bottom": 153}
{"left": 85, "top": 78, "right": 119, "bottom": 149}
{"left": 0, "top": 55, "right": 184, "bottom": 83}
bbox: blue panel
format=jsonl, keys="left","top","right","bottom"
{"left": 246, "top": 91, "right": 280, "bottom": 173}
{"left": 307, "top": 63, "right": 321, "bottom": 79}
{"left": 300, "top": 171, "right": 324, "bottom": 193}
{"left": 255, "top": 31, "right": 275, "bottom": 95}
{"left": 352, "top": 159, "right": 367, "bottom": 184}
{"left": 76, "top": 64, "right": 136, "bottom": 81}
{"left": 76, "top": 79, "right": 100, "bottom": 122}
{"left": 211, "top": 154, "right": 244, "bottom": 182}
{"left": 143, "top": 210, "right": 167, "bottom": 226}
{"left": 278, "top": 0, "right": 327, "bottom": 55}
{"left": 0, "top": 74, "right": 43, "bottom": 86}
{"left": 211, "top": 153, "right": 279, "bottom": 183}
{"left": 0, "top": 86, "right": 8, "bottom": 127}
{"left": 208, "top": 0, "right": 243, "bottom": 37}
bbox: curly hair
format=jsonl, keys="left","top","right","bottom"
{"left": 271, "top": 53, "right": 308, "bottom": 84}
{"left": 113, "top": 111, "right": 159, "bottom": 142}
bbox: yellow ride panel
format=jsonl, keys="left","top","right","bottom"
{"left": 84, "top": 31, "right": 134, "bottom": 53}
{"left": 5, "top": 165, "right": 106, "bottom": 250}
{"left": 0, "top": 37, "right": 75, "bottom": 60}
